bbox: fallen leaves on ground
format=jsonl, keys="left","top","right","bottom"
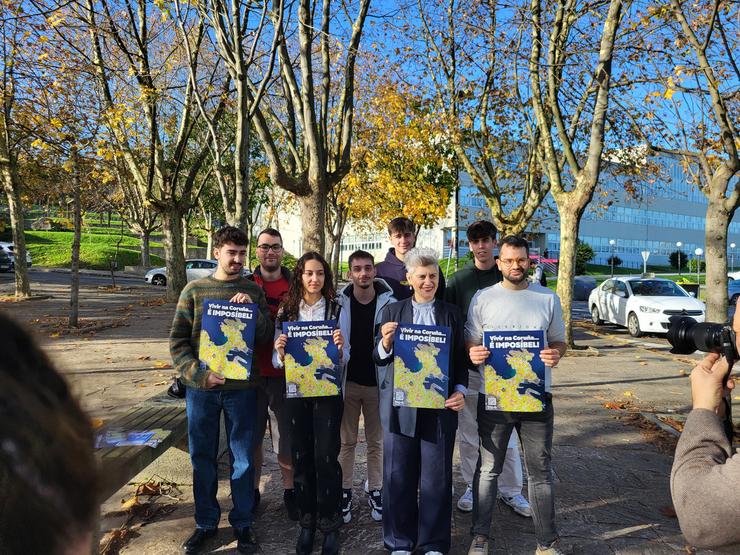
{"left": 659, "top": 505, "right": 677, "bottom": 518}
{"left": 102, "top": 477, "right": 181, "bottom": 555}
{"left": 139, "top": 296, "right": 166, "bottom": 307}
{"left": 29, "top": 316, "right": 129, "bottom": 337}
{"left": 153, "top": 360, "right": 172, "bottom": 369}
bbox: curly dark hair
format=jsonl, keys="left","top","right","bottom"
{"left": 213, "top": 226, "right": 248, "bottom": 249}
{"left": 0, "top": 314, "right": 98, "bottom": 554}
{"left": 278, "top": 251, "right": 335, "bottom": 323}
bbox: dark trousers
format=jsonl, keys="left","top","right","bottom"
{"left": 472, "top": 393, "right": 557, "bottom": 547}
{"left": 286, "top": 395, "right": 343, "bottom": 532}
{"left": 383, "top": 414, "right": 455, "bottom": 553}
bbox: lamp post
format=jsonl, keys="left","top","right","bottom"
{"left": 731, "top": 243, "right": 736, "bottom": 273}
{"left": 695, "top": 248, "right": 703, "bottom": 289}
{"left": 609, "top": 239, "right": 615, "bottom": 278}
{"left": 676, "top": 241, "right": 682, "bottom": 276}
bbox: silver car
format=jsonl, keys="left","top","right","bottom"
{"left": 0, "top": 242, "right": 32, "bottom": 269}
{"left": 144, "top": 259, "right": 218, "bottom": 286}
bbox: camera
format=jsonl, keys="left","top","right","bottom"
{"left": 666, "top": 315, "right": 739, "bottom": 363}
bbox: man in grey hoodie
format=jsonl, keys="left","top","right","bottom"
{"left": 671, "top": 308, "right": 740, "bottom": 548}
{"left": 337, "top": 250, "right": 396, "bottom": 524}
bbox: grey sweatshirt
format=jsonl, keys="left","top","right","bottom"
{"left": 670, "top": 408, "right": 740, "bottom": 548}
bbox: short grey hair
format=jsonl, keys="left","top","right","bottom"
{"left": 405, "top": 247, "right": 439, "bottom": 274}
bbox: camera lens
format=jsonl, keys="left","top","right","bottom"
{"left": 666, "top": 315, "right": 726, "bottom": 355}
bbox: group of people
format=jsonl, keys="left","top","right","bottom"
{"left": 1, "top": 218, "right": 739, "bottom": 555}
{"left": 170, "top": 217, "right": 568, "bottom": 555}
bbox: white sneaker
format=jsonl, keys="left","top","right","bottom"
{"left": 468, "top": 535, "right": 489, "bottom": 554}
{"left": 391, "top": 551, "right": 412, "bottom": 555}
{"left": 363, "top": 478, "right": 369, "bottom": 494}
{"left": 426, "top": 552, "right": 443, "bottom": 555}
{"left": 457, "top": 485, "right": 474, "bottom": 512}
{"left": 499, "top": 493, "right": 532, "bottom": 517}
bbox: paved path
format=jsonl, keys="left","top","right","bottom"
{"left": 1, "top": 279, "right": 736, "bottom": 554}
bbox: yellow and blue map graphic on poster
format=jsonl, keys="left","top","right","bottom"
{"left": 483, "top": 330, "right": 545, "bottom": 412}
{"left": 283, "top": 320, "right": 341, "bottom": 398}
{"left": 393, "top": 324, "right": 451, "bottom": 409}
{"left": 199, "top": 300, "right": 258, "bottom": 380}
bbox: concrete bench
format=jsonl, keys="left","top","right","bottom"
{"left": 95, "top": 392, "right": 187, "bottom": 500}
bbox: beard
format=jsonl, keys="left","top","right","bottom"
{"left": 503, "top": 269, "right": 528, "bottom": 285}
{"left": 260, "top": 259, "right": 280, "bottom": 272}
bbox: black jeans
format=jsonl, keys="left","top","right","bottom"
{"left": 472, "top": 393, "right": 557, "bottom": 547}
{"left": 286, "top": 395, "right": 343, "bottom": 532}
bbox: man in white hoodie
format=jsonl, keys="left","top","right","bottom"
{"left": 337, "top": 250, "right": 396, "bottom": 524}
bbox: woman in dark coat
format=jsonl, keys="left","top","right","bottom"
{"left": 373, "top": 247, "right": 468, "bottom": 555}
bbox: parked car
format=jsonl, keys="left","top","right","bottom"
{"left": 588, "top": 277, "right": 705, "bottom": 337}
{"left": 144, "top": 259, "right": 218, "bottom": 286}
{"left": 0, "top": 249, "right": 12, "bottom": 272}
{"left": 0, "top": 242, "right": 32, "bottom": 270}
{"left": 729, "top": 278, "right": 740, "bottom": 305}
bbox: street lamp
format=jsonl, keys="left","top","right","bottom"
{"left": 676, "top": 241, "right": 682, "bottom": 276}
{"left": 695, "top": 247, "right": 703, "bottom": 288}
{"left": 609, "top": 239, "right": 616, "bottom": 278}
{"left": 731, "top": 242, "right": 736, "bottom": 273}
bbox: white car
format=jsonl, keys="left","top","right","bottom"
{"left": 588, "top": 277, "right": 705, "bottom": 337}
{"left": 0, "top": 242, "right": 32, "bottom": 269}
{"left": 145, "top": 259, "right": 218, "bottom": 286}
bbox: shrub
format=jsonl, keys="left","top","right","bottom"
{"left": 576, "top": 240, "right": 594, "bottom": 275}
{"left": 669, "top": 250, "right": 688, "bottom": 270}
{"left": 687, "top": 258, "right": 705, "bottom": 273}
{"left": 607, "top": 255, "right": 622, "bottom": 267}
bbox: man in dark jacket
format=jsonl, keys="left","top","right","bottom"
{"left": 375, "top": 216, "right": 446, "bottom": 300}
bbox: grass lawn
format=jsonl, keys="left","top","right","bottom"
{"left": 25, "top": 231, "right": 165, "bottom": 270}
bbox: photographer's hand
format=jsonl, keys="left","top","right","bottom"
{"left": 691, "top": 353, "right": 735, "bottom": 414}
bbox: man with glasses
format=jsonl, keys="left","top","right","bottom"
{"left": 248, "top": 228, "right": 298, "bottom": 520}
{"left": 465, "top": 235, "right": 568, "bottom": 555}
{"left": 445, "top": 221, "right": 530, "bottom": 518}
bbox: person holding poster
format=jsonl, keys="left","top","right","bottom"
{"left": 170, "top": 226, "right": 272, "bottom": 555}
{"left": 273, "top": 252, "right": 346, "bottom": 555}
{"left": 374, "top": 247, "right": 468, "bottom": 555}
{"left": 465, "top": 235, "right": 567, "bottom": 555}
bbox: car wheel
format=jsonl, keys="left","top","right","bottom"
{"left": 627, "top": 312, "right": 643, "bottom": 337}
{"left": 590, "top": 305, "right": 603, "bottom": 324}
{"left": 152, "top": 274, "right": 166, "bottom": 286}
{"left": 732, "top": 294, "right": 739, "bottom": 306}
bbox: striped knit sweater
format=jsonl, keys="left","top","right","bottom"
{"left": 169, "top": 275, "right": 272, "bottom": 390}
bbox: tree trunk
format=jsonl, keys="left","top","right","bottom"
{"left": 140, "top": 230, "right": 151, "bottom": 268}
{"left": 163, "top": 209, "right": 187, "bottom": 302}
{"left": 182, "top": 217, "right": 188, "bottom": 258}
{"left": 555, "top": 208, "right": 580, "bottom": 347}
{"left": 300, "top": 183, "right": 327, "bottom": 255}
{"left": 69, "top": 164, "right": 82, "bottom": 328}
{"left": 206, "top": 211, "right": 214, "bottom": 258}
{"left": 331, "top": 235, "right": 341, "bottom": 280}
{"left": 1, "top": 166, "right": 31, "bottom": 298}
{"left": 705, "top": 197, "right": 730, "bottom": 322}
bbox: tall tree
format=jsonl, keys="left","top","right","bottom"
{"left": 79, "top": 0, "right": 223, "bottom": 300}
{"left": 527, "top": 0, "right": 626, "bottom": 345}
{"left": 621, "top": 0, "right": 740, "bottom": 321}
{"left": 248, "top": 0, "right": 372, "bottom": 255}
{"left": 413, "top": 0, "right": 548, "bottom": 236}
{"left": 0, "top": 1, "right": 34, "bottom": 298}
{"left": 173, "top": 0, "right": 282, "bottom": 231}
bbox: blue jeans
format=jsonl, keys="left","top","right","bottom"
{"left": 186, "top": 386, "right": 257, "bottom": 530}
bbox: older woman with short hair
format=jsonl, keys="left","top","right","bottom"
{"left": 373, "top": 247, "right": 468, "bottom": 555}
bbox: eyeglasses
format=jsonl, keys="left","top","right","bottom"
{"left": 499, "top": 258, "right": 529, "bottom": 267}
{"left": 257, "top": 244, "right": 283, "bottom": 252}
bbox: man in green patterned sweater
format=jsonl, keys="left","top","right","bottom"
{"left": 170, "top": 226, "right": 272, "bottom": 554}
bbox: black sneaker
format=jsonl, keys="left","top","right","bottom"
{"left": 368, "top": 489, "right": 382, "bottom": 522}
{"left": 284, "top": 488, "right": 299, "bottom": 521}
{"left": 341, "top": 488, "right": 352, "bottom": 523}
{"left": 234, "top": 527, "right": 258, "bottom": 554}
{"left": 253, "top": 489, "right": 261, "bottom": 512}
